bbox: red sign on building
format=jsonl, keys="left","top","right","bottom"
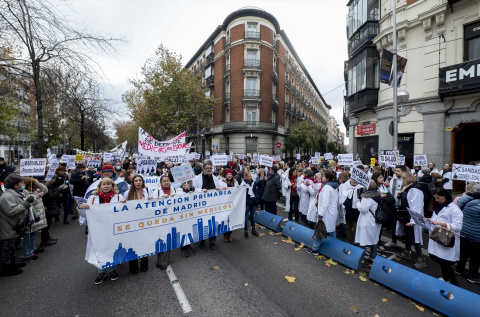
{"left": 357, "top": 123, "right": 376, "bottom": 135}
{"left": 276, "top": 142, "right": 281, "bottom": 148}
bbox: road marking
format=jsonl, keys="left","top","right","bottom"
{"left": 165, "top": 264, "right": 192, "bottom": 314}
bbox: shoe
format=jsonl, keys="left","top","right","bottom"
{"left": 156, "top": 264, "right": 168, "bottom": 270}
{"left": 187, "top": 245, "right": 196, "bottom": 254}
{"left": 210, "top": 243, "right": 216, "bottom": 250}
{"left": 39, "top": 240, "right": 56, "bottom": 247}
{"left": 223, "top": 234, "right": 228, "bottom": 242}
{"left": 20, "top": 255, "right": 38, "bottom": 261}
{"left": 384, "top": 241, "right": 397, "bottom": 248}
{"left": 141, "top": 265, "right": 148, "bottom": 273}
{"left": 33, "top": 248, "right": 45, "bottom": 254}
{"left": 63, "top": 219, "right": 69, "bottom": 225}
{"left": 49, "top": 237, "right": 58, "bottom": 242}
{"left": 109, "top": 270, "right": 119, "bottom": 281}
{"left": 95, "top": 273, "right": 106, "bottom": 285}
{"left": 364, "top": 255, "right": 374, "bottom": 261}
{"left": 129, "top": 262, "right": 139, "bottom": 274}
{"left": 414, "top": 260, "right": 426, "bottom": 269}
{"left": 252, "top": 229, "right": 259, "bottom": 237}
{"left": 244, "top": 231, "right": 248, "bottom": 239}
{"left": 467, "top": 276, "right": 480, "bottom": 284}
{"left": 306, "top": 248, "right": 319, "bottom": 255}
{"left": 71, "top": 216, "right": 78, "bottom": 220}
{"left": 228, "top": 233, "right": 233, "bottom": 242}
{"left": 377, "top": 246, "right": 385, "bottom": 251}
{"left": 396, "top": 252, "right": 411, "bottom": 260}
{"left": 454, "top": 270, "right": 467, "bottom": 276}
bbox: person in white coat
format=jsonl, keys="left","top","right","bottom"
{"left": 176, "top": 180, "right": 202, "bottom": 257}
{"left": 384, "top": 165, "right": 405, "bottom": 248}
{"left": 338, "top": 177, "right": 364, "bottom": 244}
{"left": 306, "top": 172, "right": 323, "bottom": 225}
{"left": 78, "top": 178, "right": 122, "bottom": 285}
{"left": 298, "top": 169, "right": 314, "bottom": 225}
{"left": 355, "top": 180, "right": 382, "bottom": 261}
{"left": 306, "top": 172, "right": 338, "bottom": 255}
{"left": 427, "top": 188, "right": 463, "bottom": 286}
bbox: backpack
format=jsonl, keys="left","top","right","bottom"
{"left": 416, "top": 180, "right": 435, "bottom": 216}
{"left": 370, "top": 201, "right": 387, "bottom": 224}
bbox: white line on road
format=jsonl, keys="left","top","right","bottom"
{"left": 165, "top": 264, "right": 192, "bottom": 314}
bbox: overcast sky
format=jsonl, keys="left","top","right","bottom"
{"left": 65, "top": 0, "right": 349, "bottom": 139}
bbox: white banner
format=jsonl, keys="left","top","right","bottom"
{"left": 414, "top": 155, "right": 427, "bottom": 167}
{"left": 138, "top": 127, "right": 190, "bottom": 158}
{"left": 143, "top": 176, "right": 160, "bottom": 189}
{"left": 399, "top": 155, "right": 405, "bottom": 166}
{"left": 211, "top": 155, "right": 227, "bottom": 166}
{"left": 205, "top": 151, "right": 210, "bottom": 156}
{"left": 379, "top": 150, "right": 398, "bottom": 166}
{"left": 45, "top": 160, "right": 58, "bottom": 181}
{"left": 103, "top": 153, "right": 113, "bottom": 162}
{"left": 171, "top": 164, "right": 195, "bottom": 183}
{"left": 20, "top": 158, "right": 46, "bottom": 176}
{"left": 86, "top": 188, "right": 246, "bottom": 268}
{"left": 137, "top": 159, "right": 157, "bottom": 175}
{"left": 296, "top": 154, "right": 301, "bottom": 160}
{"left": 259, "top": 155, "right": 273, "bottom": 167}
{"left": 324, "top": 153, "right": 333, "bottom": 160}
{"left": 110, "top": 140, "right": 127, "bottom": 157}
{"left": 351, "top": 167, "right": 370, "bottom": 188}
{"left": 238, "top": 154, "right": 245, "bottom": 160}
{"left": 87, "top": 159, "right": 101, "bottom": 168}
{"left": 338, "top": 154, "right": 354, "bottom": 166}
{"left": 452, "top": 164, "right": 480, "bottom": 182}
{"left": 352, "top": 160, "right": 362, "bottom": 166}
{"left": 62, "top": 155, "right": 76, "bottom": 170}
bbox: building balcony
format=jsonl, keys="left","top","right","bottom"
{"left": 243, "top": 59, "right": 261, "bottom": 70}
{"left": 223, "top": 121, "right": 277, "bottom": 133}
{"left": 223, "top": 93, "right": 230, "bottom": 105}
{"left": 225, "top": 37, "right": 231, "bottom": 49}
{"left": 343, "top": 101, "right": 349, "bottom": 128}
{"left": 348, "top": 21, "right": 380, "bottom": 56}
{"left": 244, "top": 31, "right": 260, "bottom": 40}
{"left": 205, "top": 75, "right": 214, "bottom": 88}
{"left": 201, "top": 61, "right": 206, "bottom": 69}
{"left": 206, "top": 54, "right": 214, "bottom": 67}
{"left": 243, "top": 89, "right": 260, "bottom": 99}
{"left": 285, "top": 81, "right": 291, "bottom": 90}
{"left": 272, "top": 67, "right": 278, "bottom": 84}
{"left": 224, "top": 64, "right": 230, "bottom": 77}
{"left": 273, "top": 41, "right": 277, "bottom": 51}
{"left": 345, "top": 88, "right": 378, "bottom": 114}
{"left": 291, "top": 86, "right": 297, "bottom": 95}
{"left": 272, "top": 94, "right": 278, "bottom": 112}
{"left": 285, "top": 102, "right": 291, "bottom": 113}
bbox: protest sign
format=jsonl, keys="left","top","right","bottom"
{"left": 379, "top": 150, "right": 398, "bottom": 166}
{"left": 229, "top": 151, "right": 233, "bottom": 156}
{"left": 87, "top": 159, "right": 101, "bottom": 168}
{"left": 324, "top": 153, "right": 333, "bottom": 160}
{"left": 282, "top": 153, "right": 285, "bottom": 159}
{"left": 252, "top": 153, "right": 259, "bottom": 163}
{"left": 138, "top": 127, "right": 190, "bottom": 158}
{"left": 296, "top": 154, "right": 301, "bottom": 160}
{"left": 103, "top": 153, "right": 113, "bottom": 162}
{"left": 45, "top": 160, "right": 58, "bottom": 181}
{"left": 194, "top": 153, "right": 201, "bottom": 160}
{"left": 136, "top": 159, "right": 157, "bottom": 175}
{"left": 259, "top": 155, "right": 273, "bottom": 167}
{"left": 47, "top": 154, "right": 57, "bottom": 163}
{"left": 205, "top": 151, "right": 210, "bottom": 156}
{"left": 86, "top": 188, "right": 246, "bottom": 268}
{"left": 211, "top": 155, "right": 227, "bottom": 166}
{"left": 315, "top": 152, "right": 321, "bottom": 158}
{"left": 227, "top": 155, "right": 233, "bottom": 162}
{"left": 186, "top": 154, "right": 195, "bottom": 161}
{"left": 20, "top": 158, "right": 46, "bottom": 176}
{"left": 238, "top": 154, "right": 245, "bottom": 160}
{"left": 407, "top": 208, "right": 433, "bottom": 231}
{"left": 370, "top": 158, "right": 375, "bottom": 167}
{"left": 143, "top": 176, "right": 160, "bottom": 189}
{"left": 109, "top": 140, "right": 127, "bottom": 157}
{"left": 311, "top": 157, "right": 320, "bottom": 164}
{"left": 414, "top": 155, "right": 427, "bottom": 167}
{"left": 338, "top": 154, "right": 354, "bottom": 166}
{"left": 452, "top": 164, "right": 480, "bottom": 182}
{"left": 399, "top": 155, "right": 405, "bottom": 166}
{"left": 75, "top": 155, "right": 84, "bottom": 162}
{"left": 350, "top": 167, "right": 370, "bottom": 188}
{"left": 171, "top": 164, "right": 195, "bottom": 183}
{"left": 353, "top": 160, "right": 362, "bottom": 166}
{"left": 63, "top": 155, "right": 76, "bottom": 170}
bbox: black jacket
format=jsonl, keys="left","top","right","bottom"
{"left": 254, "top": 177, "right": 266, "bottom": 199}
{"left": 70, "top": 172, "right": 92, "bottom": 197}
{"left": 42, "top": 184, "right": 62, "bottom": 217}
{"left": 262, "top": 173, "right": 282, "bottom": 202}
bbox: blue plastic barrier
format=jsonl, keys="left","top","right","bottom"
{"left": 282, "top": 221, "right": 365, "bottom": 270}
{"left": 254, "top": 210, "right": 284, "bottom": 232}
{"left": 369, "top": 256, "right": 480, "bottom": 317}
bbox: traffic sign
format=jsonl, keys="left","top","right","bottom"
{"left": 276, "top": 142, "right": 281, "bottom": 148}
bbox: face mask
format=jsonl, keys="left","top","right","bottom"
{"left": 116, "top": 166, "right": 121, "bottom": 170}
{"left": 20, "top": 185, "right": 25, "bottom": 190}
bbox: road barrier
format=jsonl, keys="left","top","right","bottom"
{"left": 369, "top": 256, "right": 480, "bottom": 317}
{"left": 254, "top": 210, "right": 284, "bottom": 232}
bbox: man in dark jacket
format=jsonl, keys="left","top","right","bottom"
{"left": 0, "top": 157, "right": 16, "bottom": 182}
{"left": 417, "top": 168, "right": 435, "bottom": 218}
{"left": 262, "top": 166, "right": 282, "bottom": 215}
{"left": 70, "top": 164, "right": 93, "bottom": 222}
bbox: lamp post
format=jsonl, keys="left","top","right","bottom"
{"left": 392, "top": 0, "right": 398, "bottom": 152}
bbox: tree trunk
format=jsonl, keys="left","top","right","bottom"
{"left": 80, "top": 111, "right": 85, "bottom": 151}
{"left": 33, "top": 61, "right": 44, "bottom": 157}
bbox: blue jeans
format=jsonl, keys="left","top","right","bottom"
{"left": 98, "top": 266, "right": 116, "bottom": 274}
{"left": 245, "top": 204, "right": 256, "bottom": 229}
{"left": 20, "top": 231, "right": 37, "bottom": 258}
{"left": 312, "top": 232, "right": 336, "bottom": 251}
{"left": 289, "top": 196, "right": 299, "bottom": 221}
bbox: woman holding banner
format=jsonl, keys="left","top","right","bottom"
{"left": 78, "top": 178, "right": 122, "bottom": 285}
{"left": 222, "top": 169, "right": 237, "bottom": 242}
{"left": 177, "top": 180, "right": 201, "bottom": 257}
{"left": 155, "top": 175, "right": 174, "bottom": 269}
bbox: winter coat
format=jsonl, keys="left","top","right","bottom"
{"left": 84, "top": 173, "right": 129, "bottom": 199}
{"left": 316, "top": 181, "right": 339, "bottom": 233}
{"left": 42, "top": 184, "right": 63, "bottom": 218}
{"left": 70, "top": 172, "right": 92, "bottom": 197}
{"left": 457, "top": 193, "right": 480, "bottom": 242}
{"left": 262, "top": 172, "right": 282, "bottom": 202}
{"left": 428, "top": 202, "right": 463, "bottom": 262}
{"left": 240, "top": 179, "right": 256, "bottom": 205}
{"left": 254, "top": 177, "right": 266, "bottom": 201}
{"left": 0, "top": 189, "right": 30, "bottom": 239}
{"left": 355, "top": 190, "right": 382, "bottom": 246}
{"left": 307, "top": 181, "right": 322, "bottom": 223}
{"left": 25, "top": 184, "right": 48, "bottom": 233}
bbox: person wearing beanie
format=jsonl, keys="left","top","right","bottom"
{"left": 84, "top": 164, "right": 128, "bottom": 199}
{"left": 0, "top": 174, "right": 35, "bottom": 276}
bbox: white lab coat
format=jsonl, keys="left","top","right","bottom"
{"left": 407, "top": 188, "right": 424, "bottom": 245}
{"left": 355, "top": 195, "right": 382, "bottom": 246}
{"left": 307, "top": 181, "right": 322, "bottom": 222}
{"left": 121, "top": 188, "right": 151, "bottom": 201}
{"left": 281, "top": 168, "right": 290, "bottom": 196}
{"left": 298, "top": 178, "right": 314, "bottom": 216}
{"left": 317, "top": 183, "right": 339, "bottom": 233}
{"left": 428, "top": 202, "right": 463, "bottom": 262}
{"left": 193, "top": 173, "right": 223, "bottom": 189}
{"left": 283, "top": 178, "right": 292, "bottom": 213}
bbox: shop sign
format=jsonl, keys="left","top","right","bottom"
{"left": 357, "top": 123, "right": 376, "bottom": 135}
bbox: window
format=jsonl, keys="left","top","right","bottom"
{"left": 246, "top": 77, "right": 257, "bottom": 96}
{"left": 245, "top": 137, "right": 257, "bottom": 154}
{"left": 246, "top": 22, "right": 259, "bottom": 39}
{"left": 347, "top": 47, "right": 379, "bottom": 96}
{"left": 347, "top": 0, "right": 379, "bottom": 38}
{"left": 246, "top": 107, "right": 257, "bottom": 123}
{"left": 465, "top": 21, "right": 480, "bottom": 61}
{"left": 247, "top": 49, "right": 257, "bottom": 60}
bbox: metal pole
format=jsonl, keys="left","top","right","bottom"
{"left": 392, "top": 0, "right": 398, "bottom": 152}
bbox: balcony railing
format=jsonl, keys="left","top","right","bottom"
{"left": 273, "top": 41, "right": 277, "bottom": 51}
{"left": 201, "top": 61, "right": 206, "bottom": 69}
{"left": 243, "top": 89, "right": 260, "bottom": 98}
{"left": 244, "top": 59, "right": 261, "bottom": 69}
{"left": 272, "top": 67, "right": 278, "bottom": 84}
{"left": 285, "top": 102, "right": 291, "bottom": 113}
{"left": 272, "top": 94, "right": 278, "bottom": 105}
{"left": 223, "top": 93, "right": 230, "bottom": 105}
{"left": 225, "top": 37, "right": 231, "bottom": 49}
{"left": 345, "top": 88, "right": 378, "bottom": 114}
{"left": 205, "top": 75, "right": 214, "bottom": 88}
{"left": 348, "top": 21, "right": 380, "bottom": 55}
{"left": 244, "top": 31, "right": 260, "bottom": 40}
{"left": 223, "top": 121, "right": 277, "bottom": 132}
{"left": 224, "top": 64, "right": 230, "bottom": 77}
{"left": 285, "top": 81, "right": 291, "bottom": 90}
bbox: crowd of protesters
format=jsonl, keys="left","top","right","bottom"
{"left": 0, "top": 154, "right": 478, "bottom": 288}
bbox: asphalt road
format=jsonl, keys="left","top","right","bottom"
{"left": 1, "top": 203, "right": 478, "bottom": 317}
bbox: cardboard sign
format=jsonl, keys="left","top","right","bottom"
{"left": 20, "top": 158, "right": 46, "bottom": 176}
{"left": 399, "top": 155, "right": 405, "bottom": 166}
{"left": 137, "top": 159, "right": 157, "bottom": 175}
{"left": 62, "top": 155, "right": 76, "bottom": 170}
{"left": 315, "top": 152, "right": 321, "bottom": 158}
{"left": 370, "top": 158, "right": 375, "bottom": 167}
{"left": 351, "top": 167, "right": 370, "bottom": 189}
{"left": 76, "top": 155, "right": 84, "bottom": 162}
{"left": 414, "top": 155, "right": 427, "bottom": 167}
{"left": 171, "top": 164, "right": 195, "bottom": 183}
{"left": 452, "top": 164, "right": 480, "bottom": 182}
{"left": 211, "top": 155, "right": 227, "bottom": 166}
{"left": 296, "top": 154, "right": 301, "bottom": 160}
{"left": 45, "top": 160, "right": 58, "bottom": 181}
{"left": 324, "top": 153, "right": 333, "bottom": 160}
{"left": 353, "top": 160, "right": 362, "bottom": 166}
{"left": 259, "top": 155, "right": 273, "bottom": 167}
{"left": 338, "top": 154, "right": 354, "bottom": 166}
{"left": 379, "top": 150, "right": 398, "bottom": 167}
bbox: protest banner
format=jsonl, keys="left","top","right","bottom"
{"left": 103, "top": 153, "right": 113, "bottom": 162}
{"left": 407, "top": 208, "right": 433, "bottom": 231}
{"left": 259, "top": 155, "right": 273, "bottom": 167}
{"left": 136, "top": 159, "right": 157, "bottom": 175}
{"left": 87, "top": 159, "right": 101, "bottom": 168}
{"left": 205, "top": 151, "right": 210, "bottom": 156}
{"left": 186, "top": 153, "right": 195, "bottom": 161}
{"left": 350, "top": 167, "right": 370, "bottom": 188}
{"left": 370, "top": 158, "right": 375, "bottom": 167}
{"left": 47, "top": 154, "right": 57, "bottom": 163}
{"left": 399, "top": 155, "right": 405, "bottom": 166}
{"left": 414, "top": 155, "right": 427, "bottom": 167}
{"left": 194, "top": 153, "right": 201, "bottom": 160}
{"left": 452, "top": 164, "right": 480, "bottom": 182}
{"left": 171, "top": 164, "right": 195, "bottom": 183}
{"left": 227, "top": 155, "right": 233, "bottom": 162}
{"left": 143, "top": 176, "right": 160, "bottom": 189}
{"left": 61, "top": 155, "right": 76, "bottom": 170}
{"left": 353, "top": 160, "right": 362, "bottom": 166}
{"left": 211, "top": 155, "right": 227, "bottom": 166}
{"left": 45, "top": 160, "right": 58, "bottom": 181}
{"left": 86, "top": 188, "right": 246, "bottom": 268}
{"left": 238, "top": 154, "right": 245, "bottom": 160}
{"left": 324, "top": 153, "right": 333, "bottom": 160}
{"left": 296, "top": 154, "right": 301, "bottom": 160}
{"left": 379, "top": 150, "right": 398, "bottom": 167}
{"left": 109, "top": 140, "right": 127, "bottom": 157}
{"left": 338, "top": 154, "right": 354, "bottom": 166}
{"left": 138, "top": 127, "right": 190, "bottom": 158}
{"left": 75, "top": 155, "right": 84, "bottom": 162}
{"left": 315, "top": 152, "right": 321, "bottom": 158}
{"left": 20, "top": 158, "right": 46, "bottom": 176}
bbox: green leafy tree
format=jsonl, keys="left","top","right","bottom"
{"left": 284, "top": 121, "right": 326, "bottom": 156}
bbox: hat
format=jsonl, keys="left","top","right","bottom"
{"left": 4, "top": 173, "right": 25, "bottom": 189}
{"left": 76, "top": 163, "right": 85, "bottom": 169}
{"left": 421, "top": 167, "right": 430, "bottom": 175}
{"left": 56, "top": 166, "right": 66, "bottom": 173}
{"left": 0, "top": 157, "right": 4, "bottom": 161}
{"left": 225, "top": 169, "right": 234, "bottom": 176}
{"left": 102, "top": 164, "right": 114, "bottom": 173}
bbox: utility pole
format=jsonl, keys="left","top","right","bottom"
{"left": 392, "top": 0, "right": 398, "bottom": 152}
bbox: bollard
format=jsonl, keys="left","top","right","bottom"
{"left": 282, "top": 221, "right": 365, "bottom": 270}
{"left": 369, "top": 256, "right": 480, "bottom": 317}
{"left": 254, "top": 210, "right": 284, "bottom": 232}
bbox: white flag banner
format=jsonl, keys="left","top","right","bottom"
{"left": 138, "top": 127, "right": 190, "bottom": 158}
{"left": 414, "top": 155, "right": 427, "bottom": 167}
{"left": 86, "top": 188, "right": 246, "bottom": 268}
{"left": 171, "top": 164, "right": 195, "bottom": 183}
{"left": 20, "top": 158, "right": 46, "bottom": 176}
{"left": 259, "top": 155, "right": 273, "bottom": 167}
{"left": 452, "top": 164, "right": 480, "bottom": 182}
{"left": 110, "top": 140, "right": 127, "bottom": 157}
{"left": 338, "top": 154, "right": 354, "bottom": 166}
{"left": 136, "top": 159, "right": 157, "bottom": 175}
{"left": 350, "top": 167, "right": 370, "bottom": 189}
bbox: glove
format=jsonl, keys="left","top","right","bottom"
{"left": 25, "top": 196, "right": 35, "bottom": 204}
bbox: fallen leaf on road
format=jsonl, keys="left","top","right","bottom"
{"left": 269, "top": 231, "right": 275, "bottom": 235}
{"left": 350, "top": 269, "right": 355, "bottom": 274}
{"left": 381, "top": 298, "right": 387, "bottom": 303}
{"left": 274, "top": 232, "right": 283, "bottom": 237}
{"left": 359, "top": 276, "right": 367, "bottom": 282}
{"left": 258, "top": 233, "right": 265, "bottom": 237}
{"left": 415, "top": 305, "right": 424, "bottom": 312}
{"left": 245, "top": 283, "right": 248, "bottom": 287}
{"left": 326, "top": 258, "right": 337, "bottom": 266}
{"left": 298, "top": 242, "right": 305, "bottom": 248}
{"left": 394, "top": 257, "right": 401, "bottom": 261}
{"left": 294, "top": 247, "right": 301, "bottom": 251}
{"left": 285, "top": 276, "right": 296, "bottom": 283}
{"left": 324, "top": 262, "right": 331, "bottom": 267}
{"left": 315, "top": 255, "right": 325, "bottom": 259}
{"left": 210, "top": 266, "right": 220, "bottom": 270}
{"left": 258, "top": 225, "right": 266, "bottom": 230}
{"left": 344, "top": 270, "right": 351, "bottom": 274}
{"left": 282, "top": 237, "right": 293, "bottom": 244}
{"left": 359, "top": 272, "right": 366, "bottom": 278}
{"left": 350, "top": 306, "right": 359, "bottom": 313}
{"left": 273, "top": 242, "right": 278, "bottom": 245}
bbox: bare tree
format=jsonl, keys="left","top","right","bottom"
{"left": 0, "top": 0, "right": 123, "bottom": 156}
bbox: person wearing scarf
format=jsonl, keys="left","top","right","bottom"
{"left": 78, "top": 178, "right": 121, "bottom": 285}
{"left": 284, "top": 168, "right": 299, "bottom": 222}
{"left": 122, "top": 175, "right": 152, "bottom": 274}
{"left": 155, "top": 175, "right": 174, "bottom": 270}
{"left": 222, "top": 169, "right": 237, "bottom": 242}
{"left": 298, "top": 169, "right": 314, "bottom": 225}
{"left": 427, "top": 188, "right": 463, "bottom": 286}
{"left": 306, "top": 172, "right": 323, "bottom": 228}
{"left": 338, "top": 175, "right": 364, "bottom": 244}
{"left": 177, "top": 181, "right": 201, "bottom": 257}
{"left": 241, "top": 171, "right": 259, "bottom": 238}
{"left": 0, "top": 173, "right": 34, "bottom": 276}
